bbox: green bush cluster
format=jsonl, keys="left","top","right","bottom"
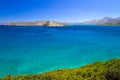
{"left": 1, "top": 58, "right": 120, "bottom": 80}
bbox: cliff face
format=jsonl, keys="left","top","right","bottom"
{"left": 8, "top": 21, "right": 66, "bottom": 26}
{"left": 42, "top": 21, "right": 65, "bottom": 26}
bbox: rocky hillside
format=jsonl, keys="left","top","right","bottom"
{"left": 84, "top": 17, "right": 120, "bottom": 25}
{"left": 104, "top": 21, "right": 120, "bottom": 25}
{"left": 1, "top": 58, "right": 120, "bottom": 80}
{"left": 7, "top": 21, "right": 66, "bottom": 26}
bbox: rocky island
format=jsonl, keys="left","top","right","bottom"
{"left": 5, "top": 21, "right": 67, "bottom": 27}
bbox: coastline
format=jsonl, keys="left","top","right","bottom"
{"left": 1, "top": 58, "right": 120, "bottom": 80}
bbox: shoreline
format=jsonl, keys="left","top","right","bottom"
{"left": 1, "top": 58, "right": 120, "bottom": 80}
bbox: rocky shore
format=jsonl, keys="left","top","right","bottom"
{"left": 6, "top": 21, "right": 67, "bottom": 27}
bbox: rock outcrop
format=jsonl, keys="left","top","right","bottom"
{"left": 7, "top": 20, "right": 66, "bottom": 26}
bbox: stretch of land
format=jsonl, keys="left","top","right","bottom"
{"left": 3, "top": 21, "right": 67, "bottom": 26}
{"left": 1, "top": 17, "right": 120, "bottom": 26}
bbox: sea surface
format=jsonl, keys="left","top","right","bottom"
{"left": 0, "top": 25, "right": 120, "bottom": 77}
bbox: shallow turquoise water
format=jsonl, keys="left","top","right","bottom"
{"left": 0, "top": 25, "right": 120, "bottom": 77}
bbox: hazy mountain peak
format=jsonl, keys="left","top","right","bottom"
{"left": 83, "top": 17, "right": 120, "bottom": 25}
{"left": 103, "top": 17, "right": 113, "bottom": 20}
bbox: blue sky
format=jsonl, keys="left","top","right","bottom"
{"left": 0, "top": 0, "right": 120, "bottom": 22}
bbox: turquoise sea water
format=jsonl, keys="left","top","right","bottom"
{"left": 0, "top": 25, "right": 120, "bottom": 77}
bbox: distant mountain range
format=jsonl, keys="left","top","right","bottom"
{"left": 83, "top": 17, "right": 120, "bottom": 25}
{"left": 1, "top": 17, "right": 120, "bottom": 26}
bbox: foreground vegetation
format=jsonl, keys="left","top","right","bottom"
{"left": 1, "top": 58, "right": 120, "bottom": 80}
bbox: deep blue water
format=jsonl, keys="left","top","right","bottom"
{"left": 0, "top": 25, "right": 120, "bottom": 77}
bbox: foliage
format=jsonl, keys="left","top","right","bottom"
{"left": 1, "top": 58, "right": 120, "bottom": 80}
